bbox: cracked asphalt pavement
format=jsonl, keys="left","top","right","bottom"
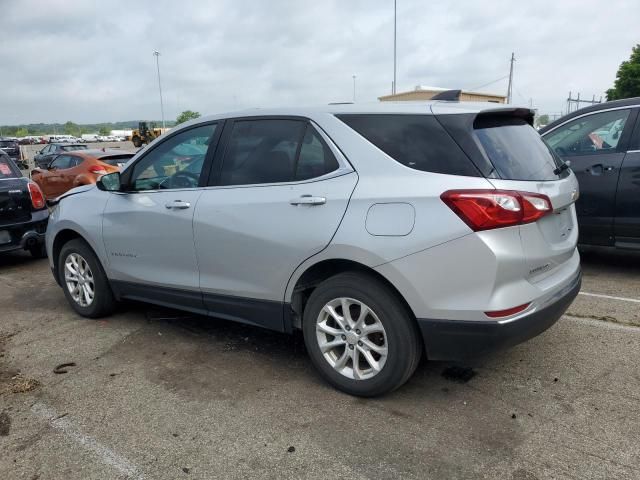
{"left": 1, "top": 249, "right": 639, "bottom": 479}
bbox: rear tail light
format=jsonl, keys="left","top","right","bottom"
{"left": 485, "top": 303, "right": 530, "bottom": 318}
{"left": 89, "top": 165, "right": 108, "bottom": 175}
{"left": 27, "top": 182, "right": 46, "bottom": 209}
{"left": 440, "top": 189, "right": 552, "bottom": 231}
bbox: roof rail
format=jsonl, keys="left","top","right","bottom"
{"left": 430, "top": 89, "right": 461, "bottom": 101}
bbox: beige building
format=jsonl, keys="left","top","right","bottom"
{"left": 379, "top": 85, "right": 506, "bottom": 103}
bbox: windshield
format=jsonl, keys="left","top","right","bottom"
{"left": 474, "top": 117, "right": 564, "bottom": 181}
{"left": 0, "top": 155, "right": 20, "bottom": 179}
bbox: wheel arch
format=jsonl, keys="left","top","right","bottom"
{"left": 287, "top": 258, "right": 417, "bottom": 331}
{"left": 51, "top": 229, "right": 99, "bottom": 285}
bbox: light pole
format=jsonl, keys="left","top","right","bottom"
{"left": 153, "top": 51, "right": 165, "bottom": 130}
{"left": 352, "top": 74, "right": 357, "bottom": 102}
{"left": 393, "top": 0, "right": 397, "bottom": 94}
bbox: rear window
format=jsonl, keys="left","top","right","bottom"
{"left": 61, "top": 145, "right": 88, "bottom": 151}
{"left": 0, "top": 141, "right": 17, "bottom": 148}
{"left": 336, "top": 114, "right": 480, "bottom": 176}
{"left": 0, "top": 155, "right": 20, "bottom": 179}
{"left": 474, "top": 117, "right": 564, "bottom": 181}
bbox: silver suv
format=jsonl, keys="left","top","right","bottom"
{"left": 47, "top": 102, "right": 581, "bottom": 396}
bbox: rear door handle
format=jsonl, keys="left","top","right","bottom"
{"left": 165, "top": 200, "right": 191, "bottom": 210}
{"left": 290, "top": 195, "right": 326, "bottom": 206}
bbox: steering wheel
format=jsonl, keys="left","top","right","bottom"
{"left": 160, "top": 171, "right": 199, "bottom": 189}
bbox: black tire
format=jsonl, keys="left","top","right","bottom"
{"left": 132, "top": 136, "right": 142, "bottom": 148}
{"left": 58, "top": 239, "right": 116, "bottom": 318}
{"left": 302, "top": 272, "right": 423, "bottom": 397}
{"left": 29, "top": 243, "right": 47, "bottom": 259}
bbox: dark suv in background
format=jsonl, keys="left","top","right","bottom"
{"left": 33, "top": 143, "right": 88, "bottom": 168}
{"left": 0, "top": 138, "right": 26, "bottom": 169}
{"left": 540, "top": 97, "right": 640, "bottom": 250}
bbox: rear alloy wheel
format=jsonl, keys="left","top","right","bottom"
{"left": 303, "top": 272, "right": 422, "bottom": 396}
{"left": 58, "top": 239, "right": 116, "bottom": 318}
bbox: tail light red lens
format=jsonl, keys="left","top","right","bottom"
{"left": 27, "top": 182, "right": 46, "bottom": 209}
{"left": 485, "top": 303, "right": 530, "bottom": 318}
{"left": 89, "top": 165, "right": 108, "bottom": 175}
{"left": 441, "top": 189, "right": 552, "bottom": 231}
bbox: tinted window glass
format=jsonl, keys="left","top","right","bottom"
{"left": 100, "top": 155, "right": 134, "bottom": 167}
{"left": 130, "top": 124, "right": 216, "bottom": 191}
{"left": 49, "top": 155, "right": 74, "bottom": 169}
{"left": 0, "top": 155, "right": 20, "bottom": 179}
{"left": 543, "top": 109, "right": 631, "bottom": 156}
{"left": 61, "top": 145, "right": 88, "bottom": 152}
{"left": 474, "top": 117, "right": 564, "bottom": 181}
{"left": 336, "top": 114, "right": 479, "bottom": 176}
{"left": 295, "top": 126, "right": 339, "bottom": 180}
{"left": 0, "top": 141, "right": 17, "bottom": 148}
{"left": 220, "top": 120, "right": 305, "bottom": 185}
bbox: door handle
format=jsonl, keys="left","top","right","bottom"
{"left": 290, "top": 195, "right": 326, "bottom": 206}
{"left": 165, "top": 200, "right": 191, "bottom": 209}
{"left": 586, "top": 164, "right": 614, "bottom": 175}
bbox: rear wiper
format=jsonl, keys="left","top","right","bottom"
{"left": 553, "top": 162, "right": 570, "bottom": 175}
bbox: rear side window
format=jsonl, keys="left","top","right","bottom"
{"left": 0, "top": 155, "right": 20, "bottom": 178}
{"left": 336, "top": 114, "right": 479, "bottom": 176}
{"left": 474, "top": 116, "right": 563, "bottom": 181}
{"left": 295, "top": 127, "right": 339, "bottom": 180}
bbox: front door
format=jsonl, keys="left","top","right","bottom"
{"left": 543, "top": 108, "right": 636, "bottom": 246}
{"left": 194, "top": 119, "right": 357, "bottom": 331}
{"left": 101, "top": 123, "right": 219, "bottom": 310}
{"left": 45, "top": 154, "right": 75, "bottom": 198}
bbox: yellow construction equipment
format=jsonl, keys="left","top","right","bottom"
{"left": 129, "top": 122, "right": 164, "bottom": 148}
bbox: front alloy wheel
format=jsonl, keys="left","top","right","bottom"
{"left": 316, "top": 297, "right": 388, "bottom": 380}
{"left": 64, "top": 252, "right": 95, "bottom": 307}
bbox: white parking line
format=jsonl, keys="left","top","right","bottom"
{"left": 31, "top": 403, "right": 144, "bottom": 479}
{"left": 579, "top": 291, "right": 640, "bottom": 304}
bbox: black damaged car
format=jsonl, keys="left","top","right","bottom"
{"left": 0, "top": 152, "right": 48, "bottom": 257}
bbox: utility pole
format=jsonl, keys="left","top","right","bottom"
{"left": 393, "top": 0, "right": 397, "bottom": 94}
{"left": 352, "top": 75, "right": 357, "bottom": 102}
{"left": 153, "top": 51, "right": 166, "bottom": 130}
{"left": 506, "top": 52, "right": 515, "bottom": 104}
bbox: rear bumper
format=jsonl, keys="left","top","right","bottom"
{"left": 0, "top": 210, "right": 49, "bottom": 253}
{"left": 417, "top": 269, "right": 581, "bottom": 361}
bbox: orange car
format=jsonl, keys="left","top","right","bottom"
{"left": 31, "top": 149, "right": 135, "bottom": 199}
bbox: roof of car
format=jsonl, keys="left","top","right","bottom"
{"left": 539, "top": 96, "right": 640, "bottom": 134}
{"left": 189, "top": 100, "right": 532, "bottom": 125}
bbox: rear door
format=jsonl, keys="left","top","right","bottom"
{"left": 542, "top": 108, "right": 636, "bottom": 246}
{"left": 194, "top": 118, "right": 357, "bottom": 331}
{"left": 614, "top": 109, "right": 640, "bottom": 248}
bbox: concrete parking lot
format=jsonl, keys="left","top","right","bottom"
{"left": 1, "top": 250, "right": 639, "bottom": 479}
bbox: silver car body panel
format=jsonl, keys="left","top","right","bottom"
{"left": 47, "top": 100, "right": 580, "bottom": 333}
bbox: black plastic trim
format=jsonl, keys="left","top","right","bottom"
{"left": 417, "top": 271, "right": 581, "bottom": 361}
{"left": 110, "top": 280, "right": 287, "bottom": 332}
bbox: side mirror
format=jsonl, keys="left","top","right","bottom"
{"left": 96, "top": 171, "right": 122, "bottom": 192}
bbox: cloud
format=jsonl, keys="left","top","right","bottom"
{"left": 1, "top": 0, "right": 637, "bottom": 124}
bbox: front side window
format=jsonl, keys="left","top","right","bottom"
{"left": 544, "top": 109, "right": 631, "bottom": 156}
{"left": 130, "top": 124, "right": 217, "bottom": 191}
{"left": 220, "top": 119, "right": 305, "bottom": 186}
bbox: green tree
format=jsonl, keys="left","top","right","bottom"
{"left": 98, "top": 126, "right": 111, "bottom": 136}
{"left": 176, "top": 110, "right": 201, "bottom": 124}
{"left": 63, "top": 121, "right": 81, "bottom": 137}
{"left": 15, "top": 127, "right": 28, "bottom": 137}
{"left": 606, "top": 44, "right": 640, "bottom": 100}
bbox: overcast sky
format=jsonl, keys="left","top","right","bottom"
{"left": 1, "top": 0, "right": 637, "bottom": 125}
